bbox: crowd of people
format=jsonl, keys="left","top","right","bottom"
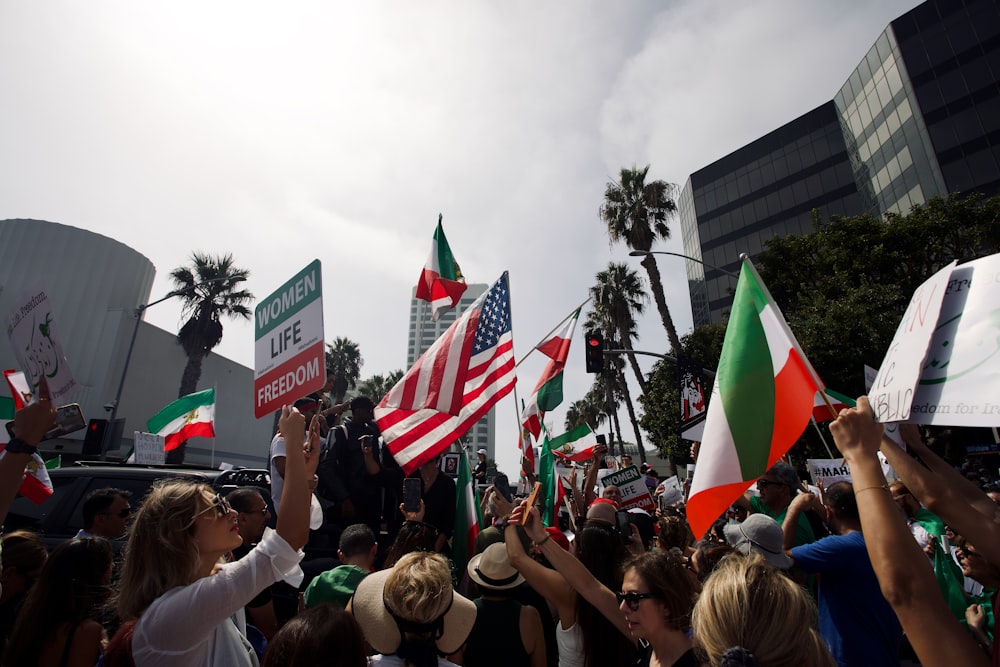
{"left": 0, "top": 379, "right": 998, "bottom": 666}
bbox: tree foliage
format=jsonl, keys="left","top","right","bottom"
{"left": 358, "top": 370, "right": 403, "bottom": 404}
{"left": 325, "top": 337, "right": 363, "bottom": 405}
{"left": 757, "top": 192, "right": 1000, "bottom": 396}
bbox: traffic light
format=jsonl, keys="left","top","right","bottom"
{"left": 82, "top": 419, "right": 109, "bottom": 456}
{"left": 585, "top": 332, "right": 604, "bottom": 373}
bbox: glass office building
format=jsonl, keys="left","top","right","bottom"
{"left": 683, "top": 0, "right": 1000, "bottom": 327}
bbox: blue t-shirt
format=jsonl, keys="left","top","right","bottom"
{"left": 792, "top": 531, "right": 901, "bottom": 667}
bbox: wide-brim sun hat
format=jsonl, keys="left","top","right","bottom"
{"left": 351, "top": 566, "right": 477, "bottom": 656}
{"left": 723, "top": 513, "right": 793, "bottom": 570}
{"left": 467, "top": 542, "right": 525, "bottom": 591}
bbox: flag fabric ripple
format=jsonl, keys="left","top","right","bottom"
{"left": 415, "top": 216, "right": 468, "bottom": 321}
{"left": 686, "top": 258, "right": 823, "bottom": 540}
{"left": 376, "top": 273, "right": 516, "bottom": 474}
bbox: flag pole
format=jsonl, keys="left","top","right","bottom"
{"left": 515, "top": 297, "right": 591, "bottom": 367}
{"left": 809, "top": 415, "right": 835, "bottom": 458}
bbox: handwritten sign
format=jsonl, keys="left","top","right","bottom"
{"left": 6, "top": 286, "right": 78, "bottom": 402}
{"left": 869, "top": 262, "right": 954, "bottom": 423}
{"left": 133, "top": 432, "right": 166, "bottom": 465}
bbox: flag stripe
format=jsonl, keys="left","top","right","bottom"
{"left": 377, "top": 275, "right": 515, "bottom": 473}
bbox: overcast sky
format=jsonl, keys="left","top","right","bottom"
{"left": 0, "top": 0, "right": 921, "bottom": 476}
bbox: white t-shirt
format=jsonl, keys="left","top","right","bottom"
{"left": 270, "top": 434, "right": 285, "bottom": 513}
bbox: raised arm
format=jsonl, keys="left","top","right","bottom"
{"left": 781, "top": 492, "right": 822, "bottom": 552}
{"left": 0, "top": 377, "right": 56, "bottom": 526}
{"left": 276, "top": 408, "right": 319, "bottom": 550}
{"left": 832, "top": 397, "right": 988, "bottom": 667}
{"left": 504, "top": 522, "right": 577, "bottom": 626}
{"left": 879, "top": 425, "right": 1000, "bottom": 565}
{"left": 510, "top": 500, "right": 628, "bottom": 638}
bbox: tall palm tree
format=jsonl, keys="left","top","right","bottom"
{"left": 564, "top": 393, "right": 607, "bottom": 432}
{"left": 169, "top": 252, "right": 253, "bottom": 463}
{"left": 600, "top": 165, "right": 683, "bottom": 355}
{"left": 358, "top": 370, "right": 404, "bottom": 404}
{"left": 589, "top": 263, "right": 649, "bottom": 396}
{"left": 325, "top": 337, "right": 363, "bottom": 405}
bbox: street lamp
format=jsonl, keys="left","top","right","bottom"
{"left": 101, "top": 277, "right": 245, "bottom": 460}
{"left": 628, "top": 250, "right": 739, "bottom": 279}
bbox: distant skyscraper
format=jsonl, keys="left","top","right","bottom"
{"left": 682, "top": 0, "right": 1000, "bottom": 327}
{"left": 407, "top": 283, "right": 496, "bottom": 461}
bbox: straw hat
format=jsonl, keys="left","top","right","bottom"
{"left": 467, "top": 543, "right": 525, "bottom": 591}
{"left": 351, "top": 556, "right": 477, "bottom": 656}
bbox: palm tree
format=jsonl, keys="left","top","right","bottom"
{"left": 169, "top": 252, "right": 253, "bottom": 463}
{"left": 600, "top": 165, "right": 683, "bottom": 355}
{"left": 589, "top": 263, "right": 649, "bottom": 396}
{"left": 325, "top": 337, "right": 363, "bottom": 404}
{"left": 358, "top": 370, "right": 404, "bottom": 404}
{"left": 564, "top": 393, "right": 606, "bottom": 432}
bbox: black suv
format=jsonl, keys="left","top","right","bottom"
{"left": 3, "top": 464, "right": 272, "bottom": 551}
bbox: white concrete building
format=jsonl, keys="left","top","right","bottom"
{"left": 0, "top": 219, "right": 271, "bottom": 468}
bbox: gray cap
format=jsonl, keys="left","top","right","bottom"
{"left": 723, "top": 514, "right": 792, "bottom": 570}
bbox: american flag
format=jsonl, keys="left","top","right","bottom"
{"left": 375, "top": 273, "right": 516, "bottom": 473}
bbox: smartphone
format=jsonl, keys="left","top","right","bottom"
{"left": 5, "top": 403, "right": 87, "bottom": 441}
{"left": 402, "top": 477, "right": 422, "bottom": 514}
{"left": 615, "top": 510, "right": 632, "bottom": 537}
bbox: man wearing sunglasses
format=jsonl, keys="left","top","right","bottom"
{"left": 76, "top": 487, "right": 132, "bottom": 539}
{"left": 733, "top": 461, "right": 815, "bottom": 550}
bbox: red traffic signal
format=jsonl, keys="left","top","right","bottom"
{"left": 585, "top": 332, "right": 604, "bottom": 373}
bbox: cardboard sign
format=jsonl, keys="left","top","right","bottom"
{"left": 870, "top": 262, "right": 954, "bottom": 423}
{"left": 6, "top": 286, "right": 77, "bottom": 402}
{"left": 907, "top": 252, "right": 1000, "bottom": 426}
{"left": 600, "top": 465, "right": 655, "bottom": 512}
{"left": 133, "top": 432, "right": 165, "bottom": 465}
{"left": 254, "top": 260, "right": 325, "bottom": 417}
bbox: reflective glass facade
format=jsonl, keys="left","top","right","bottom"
{"left": 682, "top": 0, "right": 1000, "bottom": 327}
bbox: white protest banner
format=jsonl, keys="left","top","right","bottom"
{"left": 133, "top": 432, "right": 165, "bottom": 465}
{"left": 600, "top": 465, "right": 655, "bottom": 512}
{"left": 655, "top": 475, "right": 684, "bottom": 508}
{"left": 806, "top": 458, "right": 851, "bottom": 486}
{"left": 865, "top": 364, "right": 903, "bottom": 447}
{"left": 907, "top": 252, "right": 1000, "bottom": 426}
{"left": 870, "top": 261, "right": 955, "bottom": 423}
{"left": 6, "top": 286, "right": 78, "bottom": 402}
{"left": 254, "top": 260, "right": 325, "bottom": 418}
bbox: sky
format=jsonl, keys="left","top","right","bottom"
{"left": 0, "top": 0, "right": 921, "bottom": 477}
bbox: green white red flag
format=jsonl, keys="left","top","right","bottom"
{"left": 537, "top": 426, "right": 567, "bottom": 528}
{"left": 1, "top": 370, "right": 56, "bottom": 504}
{"left": 521, "top": 309, "right": 580, "bottom": 439}
{"left": 147, "top": 388, "right": 216, "bottom": 452}
{"left": 812, "top": 388, "right": 855, "bottom": 422}
{"left": 415, "top": 215, "right": 467, "bottom": 321}
{"left": 548, "top": 423, "right": 598, "bottom": 463}
{"left": 453, "top": 450, "right": 482, "bottom": 570}
{"left": 687, "top": 257, "right": 824, "bottom": 540}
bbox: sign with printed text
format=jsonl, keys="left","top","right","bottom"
{"left": 133, "top": 432, "right": 166, "bottom": 465}
{"left": 600, "top": 465, "right": 655, "bottom": 512}
{"left": 6, "top": 286, "right": 78, "bottom": 402}
{"left": 806, "top": 458, "right": 852, "bottom": 486}
{"left": 254, "top": 260, "right": 325, "bottom": 418}
{"left": 869, "top": 261, "right": 954, "bottom": 423}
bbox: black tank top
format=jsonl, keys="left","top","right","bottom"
{"left": 463, "top": 598, "right": 531, "bottom": 667}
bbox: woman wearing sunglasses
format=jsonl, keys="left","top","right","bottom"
{"left": 511, "top": 501, "right": 699, "bottom": 667}
{"left": 116, "top": 405, "right": 319, "bottom": 666}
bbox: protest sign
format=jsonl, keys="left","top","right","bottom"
{"left": 6, "top": 286, "right": 77, "bottom": 402}
{"left": 600, "top": 465, "right": 655, "bottom": 512}
{"left": 133, "top": 432, "right": 166, "bottom": 465}
{"left": 806, "top": 458, "right": 852, "bottom": 486}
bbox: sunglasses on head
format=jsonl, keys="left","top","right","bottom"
{"left": 756, "top": 479, "right": 785, "bottom": 489}
{"left": 616, "top": 591, "right": 658, "bottom": 611}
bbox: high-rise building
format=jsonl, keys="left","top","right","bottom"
{"left": 683, "top": 0, "right": 1000, "bottom": 327}
{"left": 407, "top": 284, "right": 496, "bottom": 460}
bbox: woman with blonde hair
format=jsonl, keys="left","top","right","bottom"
{"left": 350, "top": 551, "right": 477, "bottom": 667}
{"left": 692, "top": 554, "right": 835, "bottom": 667}
{"left": 116, "top": 405, "right": 318, "bottom": 666}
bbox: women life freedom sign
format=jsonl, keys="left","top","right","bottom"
{"left": 869, "top": 252, "right": 1000, "bottom": 427}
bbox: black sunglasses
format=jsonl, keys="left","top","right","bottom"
{"left": 756, "top": 479, "right": 785, "bottom": 489}
{"left": 185, "top": 494, "right": 233, "bottom": 528}
{"left": 616, "top": 591, "right": 658, "bottom": 611}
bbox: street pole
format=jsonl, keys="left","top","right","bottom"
{"left": 100, "top": 277, "right": 243, "bottom": 461}
{"left": 628, "top": 250, "right": 739, "bottom": 279}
